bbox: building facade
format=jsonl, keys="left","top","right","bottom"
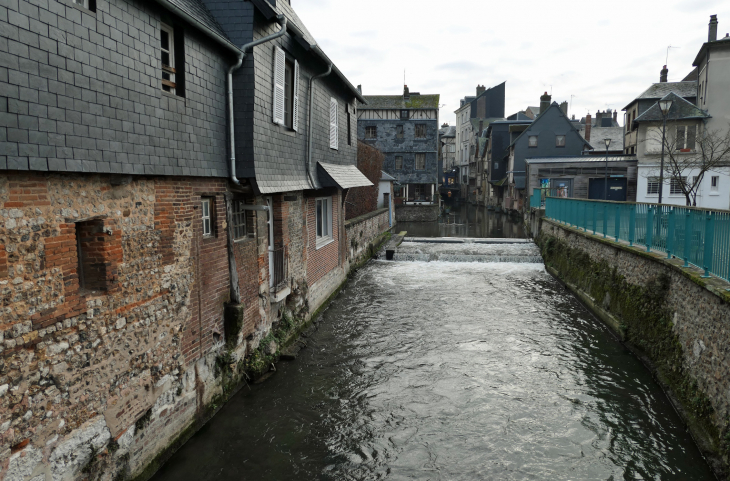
{"left": 358, "top": 86, "right": 440, "bottom": 204}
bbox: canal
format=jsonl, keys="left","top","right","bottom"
{"left": 151, "top": 207, "right": 713, "bottom": 480}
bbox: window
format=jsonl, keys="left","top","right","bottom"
{"left": 396, "top": 125, "right": 404, "bottom": 139}
{"left": 395, "top": 156, "right": 403, "bottom": 170}
{"left": 647, "top": 177, "right": 660, "bottom": 195}
{"left": 365, "top": 126, "right": 377, "bottom": 139}
{"left": 670, "top": 177, "right": 687, "bottom": 195}
{"left": 316, "top": 197, "right": 332, "bottom": 246}
{"left": 75, "top": 219, "right": 117, "bottom": 292}
{"left": 676, "top": 125, "right": 696, "bottom": 150}
{"left": 494, "top": 162, "right": 499, "bottom": 170}
{"left": 414, "top": 185, "right": 424, "bottom": 199}
{"left": 160, "top": 24, "right": 176, "bottom": 95}
{"left": 273, "top": 47, "right": 299, "bottom": 130}
{"left": 346, "top": 105, "right": 351, "bottom": 145}
{"left": 528, "top": 136, "right": 538, "bottom": 147}
{"left": 329, "top": 98, "right": 338, "bottom": 149}
{"left": 231, "top": 199, "right": 256, "bottom": 240}
{"left": 415, "top": 124, "right": 426, "bottom": 138}
{"left": 201, "top": 198, "right": 213, "bottom": 236}
{"left": 555, "top": 135, "right": 565, "bottom": 147}
{"left": 72, "top": 0, "right": 95, "bottom": 10}
{"left": 711, "top": 176, "right": 719, "bottom": 191}
{"left": 400, "top": 110, "right": 409, "bottom": 120}
{"left": 415, "top": 153, "right": 426, "bottom": 170}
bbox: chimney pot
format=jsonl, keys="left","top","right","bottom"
{"left": 403, "top": 85, "right": 410, "bottom": 99}
{"left": 585, "top": 114, "right": 592, "bottom": 141}
{"left": 709, "top": 15, "right": 718, "bottom": 42}
{"left": 539, "top": 92, "right": 552, "bottom": 115}
{"left": 613, "top": 111, "right": 618, "bottom": 122}
{"left": 660, "top": 65, "right": 668, "bottom": 82}
{"left": 476, "top": 85, "right": 486, "bottom": 96}
{"left": 357, "top": 84, "right": 362, "bottom": 94}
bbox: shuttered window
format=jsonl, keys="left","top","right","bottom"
{"left": 292, "top": 61, "right": 300, "bottom": 131}
{"left": 272, "top": 47, "right": 286, "bottom": 125}
{"left": 330, "top": 98, "right": 338, "bottom": 150}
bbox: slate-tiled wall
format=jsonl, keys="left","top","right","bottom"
{"left": 204, "top": 3, "right": 359, "bottom": 194}
{"left": 0, "top": 0, "right": 232, "bottom": 176}
{"left": 357, "top": 118, "right": 439, "bottom": 185}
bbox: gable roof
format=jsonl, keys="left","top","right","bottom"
{"left": 633, "top": 92, "right": 710, "bottom": 124}
{"left": 582, "top": 126, "right": 625, "bottom": 151}
{"left": 360, "top": 94, "right": 440, "bottom": 110}
{"left": 381, "top": 171, "right": 397, "bottom": 182}
{"left": 509, "top": 102, "right": 592, "bottom": 149}
{"left": 623, "top": 81, "right": 696, "bottom": 109}
{"left": 248, "top": 0, "right": 365, "bottom": 103}
{"left": 692, "top": 35, "right": 730, "bottom": 66}
{"left": 439, "top": 125, "right": 456, "bottom": 137}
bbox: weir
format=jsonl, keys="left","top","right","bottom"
{"left": 394, "top": 237, "right": 544, "bottom": 263}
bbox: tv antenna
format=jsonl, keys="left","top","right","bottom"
{"left": 666, "top": 46, "right": 679, "bottom": 67}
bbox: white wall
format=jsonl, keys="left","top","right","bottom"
{"left": 636, "top": 165, "right": 730, "bottom": 210}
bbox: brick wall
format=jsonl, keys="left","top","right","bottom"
{"left": 0, "top": 0, "right": 230, "bottom": 176}
{"left": 305, "top": 189, "right": 340, "bottom": 287}
{"left": 346, "top": 141, "right": 384, "bottom": 220}
{"left": 0, "top": 171, "right": 256, "bottom": 480}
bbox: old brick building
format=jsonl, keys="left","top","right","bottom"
{"left": 0, "top": 0, "right": 369, "bottom": 479}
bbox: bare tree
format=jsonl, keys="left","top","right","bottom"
{"left": 646, "top": 123, "right": 730, "bottom": 206}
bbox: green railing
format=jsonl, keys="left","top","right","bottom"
{"left": 542, "top": 193, "right": 730, "bottom": 282}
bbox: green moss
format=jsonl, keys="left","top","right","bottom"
{"left": 537, "top": 233, "right": 724, "bottom": 461}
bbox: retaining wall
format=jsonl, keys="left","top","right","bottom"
{"left": 538, "top": 218, "right": 730, "bottom": 476}
{"left": 345, "top": 208, "right": 391, "bottom": 269}
{"left": 395, "top": 204, "right": 438, "bottom": 222}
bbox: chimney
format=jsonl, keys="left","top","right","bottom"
{"left": 403, "top": 85, "right": 410, "bottom": 100}
{"left": 442, "top": 123, "right": 449, "bottom": 128}
{"left": 357, "top": 84, "right": 362, "bottom": 94}
{"left": 660, "top": 65, "right": 668, "bottom": 82}
{"left": 539, "top": 92, "right": 551, "bottom": 114}
{"left": 596, "top": 110, "right": 603, "bottom": 125}
{"left": 585, "top": 114, "right": 592, "bottom": 141}
{"left": 559, "top": 101, "right": 568, "bottom": 116}
{"left": 613, "top": 110, "right": 617, "bottom": 123}
{"left": 476, "top": 84, "right": 486, "bottom": 96}
{"left": 709, "top": 15, "right": 718, "bottom": 42}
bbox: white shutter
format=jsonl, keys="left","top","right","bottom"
{"left": 329, "top": 97, "right": 338, "bottom": 150}
{"left": 272, "top": 46, "right": 285, "bottom": 125}
{"left": 292, "top": 60, "right": 300, "bottom": 132}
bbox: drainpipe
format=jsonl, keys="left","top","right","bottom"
{"left": 227, "top": 15, "right": 288, "bottom": 185}
{"left": 306, "top": 63, "right": 333, "bottom": 188}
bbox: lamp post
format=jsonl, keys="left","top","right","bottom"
{"left": 657, "top": 98, "right": 673, "bottom": 204}
{"left": 603, "top": 138, "right": 611, "bottom": 200}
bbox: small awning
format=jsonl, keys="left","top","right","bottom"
{"left": 318, "top": 162, "right": 373, "bottom": 189}
{"left": 490, "top": 176, "right": 508, "bottom": 186}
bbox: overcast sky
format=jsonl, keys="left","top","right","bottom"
{"left": 294, "top": 0, "right": 730, "bottom": 127}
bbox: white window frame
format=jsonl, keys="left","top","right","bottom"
{"left": 711, "top": 175, "right": 719, "bottom": 192}
{"left": 528, "top": 135, "right": 538, "bottom": 148}
{"left": 555, "top": 135, "right": 565, "bottom": 147}
{"left": 647, "top": 177, "right": 660, "bottom": 196}
{"left": 201, "top": 198, "right": 212, "bottom": 237}
{"left": 72, "top": 0, "right": 90, "bottom": 8}
{"left": 670, "top": 177, "right": 687, "bottom": 195}
{"left": 231, "top": 199, "right": 255, "bottom": 240}
{"left": 315, "top": 197, "right": 333, "bottom": 248}
{"left": 329, "top": 98, "right": 338, "bottom": 150}
{"left": 160, "top": 23, "right": 176, "bottom": 95}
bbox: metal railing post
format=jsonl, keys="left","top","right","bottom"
{"left": 603, "top": 204, "right": 608, "bottom": 238}
{"left": 667, "top": 208, "right": 675, "bottom": 259}
{"left": 615, "top": 205, "right": 620, "bottom": 242}
{"left": 702, "top": 211, "right": 715, "bottom": 278}
{"left": 583, "top": 201, "right": 587, "bottom": 232}
{"left": 646, "top": 206, "right": 654, "bottom": 252}
{"left": 683, "top": 211, "right": 692, "bottom": 267}
{"left": 629, "top": 204, "right": 636, "bottom": 246}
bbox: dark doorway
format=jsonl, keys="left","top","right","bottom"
{"left": 589, "top": 177, "right": 627, "bottom": 201}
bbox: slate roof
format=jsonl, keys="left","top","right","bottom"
{"left": 624, "top": 81, "right": 697, "bottom": 109}
{"left": 318, "top": 162, "right": 373, "bottom": 189}
{"left": 439, "top": 126, "right": 456, "bottom": 137}
{"left": 380, "top": 171, "right": 397, "bottom": 182}
{"left": 509, "top": 102, "right": 591, "bottom": 149}
{"left": 360, "top": 94, "right": 440, "bottom": 110}
{"left": 582, "top": 126, "right": 625, "bottom": 151}
{"left": 693, "top": 35, "right": 730, "bottom": 66}
{"left": 525, "top": 155, "right": 637, "bottom": 164}
{"left": 167, "top": 0, "right": 229, "bottom": 40}
{"left": 633, "top": 92, "right": 710, "bottom": 123}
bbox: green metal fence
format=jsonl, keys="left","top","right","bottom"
{"left": 542, "top": 192, "right": 730, "bottom": 282}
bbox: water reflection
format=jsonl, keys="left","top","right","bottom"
{"left": 397, "top": 204, "right": 525, "bottom": 238}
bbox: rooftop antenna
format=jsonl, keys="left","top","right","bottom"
{"left": 570, "top": 94, "right": 576, "bottom": 114}
{"left": 666, "top": 46, "right": 679, "bottom": 68}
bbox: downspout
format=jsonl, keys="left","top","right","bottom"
{"left": 227, "top": 14, "right": 288, "bottom": 185}
{"left": 225, "top": 16, "right": 286, "bottom": 308}
{"left": 306, "top": 63, "right": 333, "bottom": 188}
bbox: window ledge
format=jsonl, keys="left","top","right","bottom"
{"left": 709, "top": 192, "right": 720, "bottom": 196}
{"left": 316, "top": 237, "right": 334, "bottom": 250}
{"left": 234, "top": 236, "right": 255, "bottom": 244}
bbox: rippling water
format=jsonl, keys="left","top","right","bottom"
{"left": 151, "top": 255, "right": 713, "bottom": 480}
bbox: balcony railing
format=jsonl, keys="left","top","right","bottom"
{"left": 271, "top": 246, "right": 288, "bottom": 291}
{"left": 540, "top": 190, "right": 730, "bottom": 281}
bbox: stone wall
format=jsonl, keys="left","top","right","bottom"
{"left": 538, "top": 219, "right": 730, "bottom": 474}
{"left": 345, "top": 207, "right": 390, "bottom": 269}
{"left": 0, "top": 171, "right": 270, "bottom": 481}
{"left": 395, "top": 204, "right": 438, "bottom": 222}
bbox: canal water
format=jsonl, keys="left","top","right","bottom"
{"left": 396, "top": 203, "right": 526, "bottom": 238}
{"left": 151, "top": 208, "right": 714, "bottom": 480}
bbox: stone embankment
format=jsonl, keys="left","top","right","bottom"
{"left": 395, "top": 204, "right": 438, "bottom": 222}
{"left": 537, "top": 218, "right": 730, "bottom": 478}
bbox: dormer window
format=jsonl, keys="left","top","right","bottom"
{"left": 528, "top": 136, "right": 538, "bottom": 148}
{"left": 555, "top": 135, "right": 565, "bottom": 147}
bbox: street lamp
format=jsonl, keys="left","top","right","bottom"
{"left": 658, "top": 98, "right": 673, "bottom": 204}
{"left": 603, "top": 138, "right": 611, "bottom": 200}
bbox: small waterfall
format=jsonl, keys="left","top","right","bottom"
{"left": 392, "top": 239, "right": 543, "bottom": 264}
